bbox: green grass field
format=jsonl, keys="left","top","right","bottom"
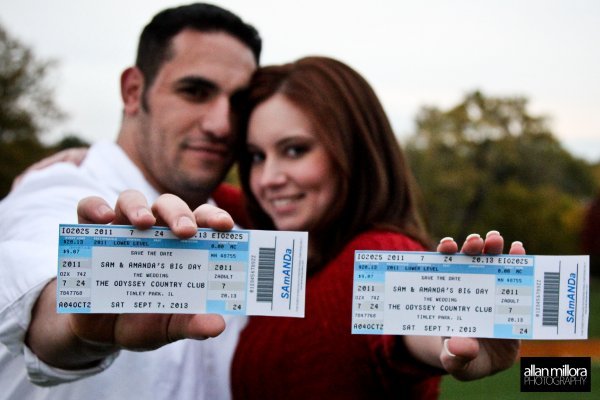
{"left": 587, "top": 276, "right": 600, "bottom": 338}
{"left": 440, "top": 363, "right": 599, "bottom": 399}
{"left": 440, "top": 276, "right": 599, "bottom": 399}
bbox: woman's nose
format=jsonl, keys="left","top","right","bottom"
{"left": 259, "top": 158, "right": 287, "bottom": 187}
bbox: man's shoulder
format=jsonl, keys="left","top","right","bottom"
{"left": 5, "top": 165, "right": 89, "bottom": 201}
{"left": 8, "top": 142, "right": 116, "bottom": 195}
{"left": 0, "top": 149, "right": 120, "bottom": 223}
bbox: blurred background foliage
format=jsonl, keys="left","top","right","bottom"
{"left": 0, "top": 23, "right": 88, "bottom": 198}
{"left": 1, "top": 22, "right": 599, "bottom": 267}
{"left": 405, "top": 91, "right": 599, "bottom": 262}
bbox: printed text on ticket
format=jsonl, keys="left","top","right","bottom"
{"left": 57, "top": 224, "right": 307, "bottom": 317}
{"left": 352, "top": 251, "right": 589, "bottom": 339}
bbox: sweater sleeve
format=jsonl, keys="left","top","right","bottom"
{"left": 340, "top": 231, "right": 446, "bottom": 383}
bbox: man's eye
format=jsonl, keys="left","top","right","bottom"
{"left": 179, "top": 86, "right": 212, "bottom": 102}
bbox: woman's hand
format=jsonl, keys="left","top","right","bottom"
{"left": 437, "top": 230, "right": 526, "bottom": 380}
{"left": 404, "top": 231, "right": 526, "bottom": 381}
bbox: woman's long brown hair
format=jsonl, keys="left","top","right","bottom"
{"left": 237, "top": 56, "right": 431, "bottom": 270}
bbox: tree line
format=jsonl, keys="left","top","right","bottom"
{"left": 404, "top": 91, "right": 598, "bottom": 257}
{"left": 0, "top": 24, "right": 88, "bottom": 198}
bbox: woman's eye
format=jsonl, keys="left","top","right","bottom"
{"left": 285, "top": 145, "right": 309, "bottom": 158}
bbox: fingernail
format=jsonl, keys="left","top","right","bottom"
{"left": 466, "top": 233, "right": 481, "bottom": 241}
{"left": 137, "top": 207, "right": 153, "bottom": 218}
{"left": 98, "top": 204, "right": 112, "bottom": 216}
{"left": 215, "top": 211, "right": 231, "bottom": 223}
{"left": 486, "top": 230, "right": 500, "bottom": 238}
{"left": 443, "top": 338, "right": 456, "bottom": 357}
{"left": 177, "top": 216, "right": 195, "bottom": 228}
{"left": 511, "top": 241, "right": 523, "bottom": 247}
{"left": 440, "top": 237, "right": 454, "bottom": 243}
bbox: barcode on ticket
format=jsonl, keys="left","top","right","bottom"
{"left": 57, "top": 224, "right": 307, "bottom": 317}
{"left": 352, "top": 252, "right": 589, "bottom": 339}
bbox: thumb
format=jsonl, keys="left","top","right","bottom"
{"left": 440, "top": 338, "right": 479, "bottom": 380}
{"left": 166, "top": 314, "right": 227, "bottom": 343}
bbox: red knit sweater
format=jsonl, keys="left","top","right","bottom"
{"left": 231, "top": 230, "right": 442, "bottom": 399}
{"left": 211, "top": 183, "right": 250, "bottom": 228}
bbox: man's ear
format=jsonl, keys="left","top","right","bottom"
{"left": 121, "top": 67, "right": 145, "bottom": 115}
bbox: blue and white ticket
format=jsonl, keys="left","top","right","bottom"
{"left": 352, "top": 251, "right": 589, "bottom": 339}
{"left": 57, "top": 224, "right": 307, "bottom": 317}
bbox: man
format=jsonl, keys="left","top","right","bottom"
{"left": 0, "top": 4, "right": 260, "bottom": 399}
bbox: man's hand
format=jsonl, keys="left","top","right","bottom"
{"left": 436, "top": 231, "right": 526, "bottom": 380}
{"left": 26, "top": 190, "right": 234, "bottom": 369}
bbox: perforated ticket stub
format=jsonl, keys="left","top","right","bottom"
{"left": 57, "top": 224, "right": 307, "bottom": 317}
{"left": 352, "top": 251, "right": 589, "bottom": 339}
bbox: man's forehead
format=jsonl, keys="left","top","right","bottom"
{"left": 149, "top": 31, "right": 256, "bottom": 94}
{"left": 163, "top": 30, "right": 256, "bottom": 87}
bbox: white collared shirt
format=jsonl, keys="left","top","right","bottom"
{"left": 0, "top": 141, "right": 244, "bottom": 399}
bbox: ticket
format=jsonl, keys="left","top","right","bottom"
{"left": 352, "top": 251, "right": 589, "bottom": 339}
{"left": 57, "top": 224, "right": 307, "bottom": 317}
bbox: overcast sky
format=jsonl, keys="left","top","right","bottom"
{"left": 2, "top": 0, "right": 599, "bottom": 161}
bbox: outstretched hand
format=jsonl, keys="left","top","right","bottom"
{"left": 436, "top": 231, "right": 525, "bottom": 256}
{"left": 27, "top": 190, "right": 234, "bottom": 369}
{"left": 436, "top": 231, "right": 526, "bottom": 380}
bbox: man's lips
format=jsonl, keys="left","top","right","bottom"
{"left": 182, "top": 143, "right": 230, "bottom": 158}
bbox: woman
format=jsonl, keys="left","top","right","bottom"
{"left": 230, "top": 56, "right": 521, "bottom": 399}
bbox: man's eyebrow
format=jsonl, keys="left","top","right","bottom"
{"left": 176, "top": 76, "right": 218, "bottom": 90}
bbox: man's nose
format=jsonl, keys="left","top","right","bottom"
{"left": 201, "top": 96, "right": 231, "bottom": 138}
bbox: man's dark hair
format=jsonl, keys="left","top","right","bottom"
{"left": 136, "top": 3, "right": 261, "bottom": 88}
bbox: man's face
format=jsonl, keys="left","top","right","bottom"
{"left": 134, "top": 30, "right": 256, "bottom": 204}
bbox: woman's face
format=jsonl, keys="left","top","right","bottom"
{"left": 247, "top": 94, "right": 338, "bottom": 232}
